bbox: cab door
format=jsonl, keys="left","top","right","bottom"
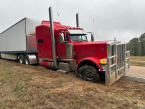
{"left": 58, "top": 33, "right": 69, "bottom": 59}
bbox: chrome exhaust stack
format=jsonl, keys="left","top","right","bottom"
{"left": 76, "top": 13, "right": 79, "bottom": 27}
{"left": 49, "top": 6, "right": 58, "bottom": 69}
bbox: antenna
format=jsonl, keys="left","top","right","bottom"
{"left": 56, "top": 3, "right": 60, "bottom": 22}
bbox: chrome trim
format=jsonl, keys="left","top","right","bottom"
{"left": 89, "top": 32, "right": 94, "bottom": 41}
{"left": 59, "top": 33, "right": 64, "bottom": 43}
{"left": 126, "top": 51, "right": 130, "bottom": 69}
{"left": 66, "top": 43, "right": 73, "bottom": 59}
{"left": 59, "top": 59, "right": 74, "bottom": 61}
{"left": 76, "top": 13, "right": 79, "bottom": 27}
{"left": 57, "top": 62, "right": 71, "bottom": 73}
{"left": 39, "top": 58, "right": 53, "bottom": 61}
{"left": 58, "top": 59, "right": 76, "bottom": 71}
{"left": 49, "top": 7, "right": 58, "bottom": 69}
{"left": 106, "top": 41, "right": 130, "bottom": 86}
{"left": 100, "top": 64, "right": 107, "bottom": 71}
{"left": 27, "top": 54, "right": 37, "bottom": 64}
{"left": 107, "top": 41, "right": 121, "bottom": 45}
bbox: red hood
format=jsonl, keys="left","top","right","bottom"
{"left": 72, "top": 40, "right": 111, "bottom": 64}
{"left": 71, "top": 40, "right": 112, "bottom": 45}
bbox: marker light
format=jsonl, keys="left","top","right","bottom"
{"left": 100, "top": 59, "right": 107, "bottom": 64}
{"left": 114, "top": 57, "right": 116, "bottom": 61}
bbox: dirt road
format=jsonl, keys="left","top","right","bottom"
{"left": 127, "top": 66, "right": 145, "bottom": 78}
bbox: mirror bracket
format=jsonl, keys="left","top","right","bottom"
{"left": 59, "top": 33, "right": 64, "bottom": 43}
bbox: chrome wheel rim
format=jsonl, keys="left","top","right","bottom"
{"left": 25, "top": 58, "right": 28, "bottom": 65}
{"left": 20, "top": 58, "right": 23, "bottom": 63}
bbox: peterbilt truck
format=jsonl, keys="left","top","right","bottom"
{"left": 0, "top": 7, "right": 130, "bottom": 86}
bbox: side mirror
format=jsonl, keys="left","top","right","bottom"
{"left": 59, "top": 33, "right": 64, "bottom": 43}
{"left": 91, "top": 33, "right": 94, "bottom": 41}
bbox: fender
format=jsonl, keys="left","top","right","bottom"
{"left": 77, "top": 57, "right": 103, "bottom": 72}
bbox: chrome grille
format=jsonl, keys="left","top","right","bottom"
{"left": 106, "top": 41, "right": 130, "bottom": 86}
{"left": 116, "top": 44, "right": 126, "bottom": 70}
{"left": 108, "top": 43, "right": 126, "bottom": 74}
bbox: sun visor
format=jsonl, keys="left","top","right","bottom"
{"left": 67, "top": 30, "right": 87, "bottom": 34}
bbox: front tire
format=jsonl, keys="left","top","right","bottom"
{"left": 78, "top": 65, "right": 100, "bottom": 82}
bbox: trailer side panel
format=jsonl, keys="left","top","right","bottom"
{"left": 0, "top": 18, "right": 41, "bottom": 53}
{"left": 0, "top": 19, "right": 26, "bottom": 52}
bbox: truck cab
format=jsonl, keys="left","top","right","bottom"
{"left": 36, "top": 20, "right": 130, "bottom": 86}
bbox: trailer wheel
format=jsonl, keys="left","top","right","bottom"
{"left": 24, "top": 55, "right": 30, "bottom": 65}
{"left": 78, "top": 65, "right": 100, "bottom": 82}
{"left": 19, "top": 55, "right": 25, "bottom": 64}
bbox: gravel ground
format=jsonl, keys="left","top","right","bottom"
{"left": 127, "top": 66, "right": 145, "bottom": 78}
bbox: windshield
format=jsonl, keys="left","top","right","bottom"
{"left": 70, "top": 34, "right": 88, "bottom": 42}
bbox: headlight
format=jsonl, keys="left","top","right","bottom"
{"left": 100, "top": 59, "right": 107, "bottom": 64}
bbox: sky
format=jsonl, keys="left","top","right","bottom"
{"left": 0, "top": 0, "right": 145, "bottom": 43}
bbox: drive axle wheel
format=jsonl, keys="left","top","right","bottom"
{"left": 19, "top": 55, "right": 25, "bottom": 64}
{"left": 24, "top": 55, "right": 30, "bottom": 65}
{"left": 78, "top": 65, "right": 100, "bottom": 82}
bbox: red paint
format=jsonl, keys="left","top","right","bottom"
{"left": 72, "top": 41, "right": 109, "bottom": 64}
{"left": 38, "top": 60, "right": 53, "bottom": 69}
{"left": 77, "top": 57, "right": 103, "bottom": 71}
{"left": 27, "top": 36, "right": 37, "bottom": 51}
{"left": 36, "top": 20, "right": 111, "bottom": 71}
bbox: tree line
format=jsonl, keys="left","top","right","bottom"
{"left": 126, "top": 33, "right": 145, "bottom": 56}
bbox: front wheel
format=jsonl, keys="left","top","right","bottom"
{"left": 78, "top": 65, "right": 100, "bottom": 82}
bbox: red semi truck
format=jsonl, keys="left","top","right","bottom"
{"left": 0, "top": 7, "right": 130, "bottom": 86}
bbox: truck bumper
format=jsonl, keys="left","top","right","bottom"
{"left": 105, "top": 50, "right": 130, "bottom": 86}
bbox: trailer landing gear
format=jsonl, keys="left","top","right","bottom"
{"left": 78, "top": 65, "right": 100, "bottom": 82}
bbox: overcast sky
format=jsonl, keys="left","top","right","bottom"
{"left": 0, "top": 0, "right": 145, "bottom": 43}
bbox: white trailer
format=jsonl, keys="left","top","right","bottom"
{"left": 0, "top": 18, "right": 41, "bottom": 64}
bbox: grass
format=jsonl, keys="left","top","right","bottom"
{"left": 0, "top": 59, "right": 144, "bottom": 108}
{"left": 130, "top": 56, "right": 145, "bottom": 61}
{"left": 130, "top": 56, "right": 145, "bottom": 66}
{"left": 130, "top": 61, "right": 145, "bottom": 67}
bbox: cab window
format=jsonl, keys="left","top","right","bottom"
{"left": 38, "top": 39, "right": 43, "bottom": 44}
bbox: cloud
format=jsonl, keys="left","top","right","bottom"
{"left": 0, "top": 0, "right": 145, "bottom": 43}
